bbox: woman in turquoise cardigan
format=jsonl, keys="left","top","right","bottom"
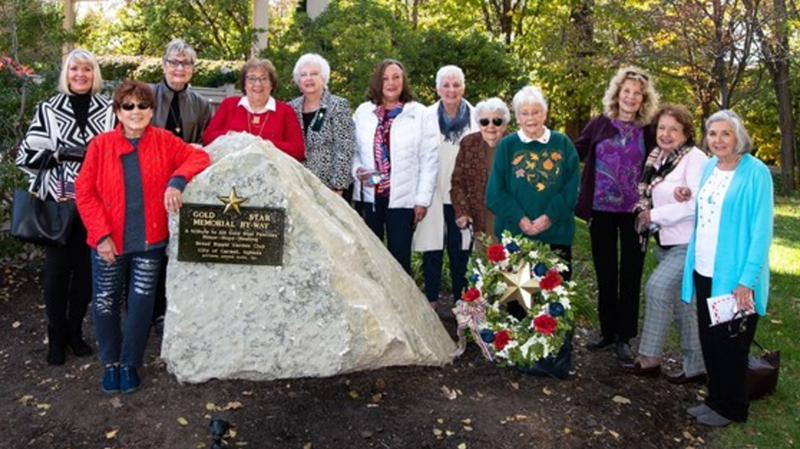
{"left": 681, "top": 110, "right": 773, "bottom": 427}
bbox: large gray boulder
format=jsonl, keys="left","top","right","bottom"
{"left": 162, "top": 133, "right": 455, "bottom": 383}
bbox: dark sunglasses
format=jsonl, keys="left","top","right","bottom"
{"left": 626, "top": 70, "right": 649, "bottom": 81}
{"left": 727, "top": 309, "right": 749, "bottom": 338}
{"left": 121, "top": 102, "right": 152, "bottom": 111}
{"left": 479, "top": 117, "right": 504, "bottom": 127}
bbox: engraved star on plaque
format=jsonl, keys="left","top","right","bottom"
{"left": 498, "top": 262, "right": 541, "bottom": 311}
{"left": 218, "top": 187, "right": 248, "bottom": 215}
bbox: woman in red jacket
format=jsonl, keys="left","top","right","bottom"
{"left": 76, "top": 80, "right": 210, "bottom": 394}
{"left": 202, "top": 58, "right": 305, "bottom": 161}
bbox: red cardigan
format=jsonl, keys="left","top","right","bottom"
{"left": 202, "top": 96, "right": 305, "bottom": 161}
{"left": 76, "top": 124, "right": 211, "bottom": 253}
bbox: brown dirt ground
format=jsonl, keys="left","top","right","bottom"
{"left": 0, "top": 256, "right": 719, "bottom": 449}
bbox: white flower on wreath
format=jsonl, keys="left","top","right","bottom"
{"left": 493, "top": 282, "right": 508, "bottom": 296}
{"left": 555, "top": 262, "right": 569, "bottom": 273}
{"left": 528, "top": 251, "right": 539, "bottom": 260}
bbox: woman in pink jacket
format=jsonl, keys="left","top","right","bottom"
{"left": 622, "top": 104, "right": 708, "bottom": 383}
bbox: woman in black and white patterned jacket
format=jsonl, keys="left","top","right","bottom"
{"left": 16, "top": 49, "right": 115, "bottom": 365}
{"left": 289, "top": 53, "right": 356, "bottom": 195}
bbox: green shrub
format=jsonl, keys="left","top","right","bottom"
{"left": 97, "top": 56, "right": 244, "bottom": 88}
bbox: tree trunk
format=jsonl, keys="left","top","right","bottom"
{"left": 565, "top": 0, "right": 594, "bottom": 140}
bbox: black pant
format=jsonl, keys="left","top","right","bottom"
{"left": 43, "top": 221, "right": 92, "bottom": 330}
{"left": 363, "top": 196, "right": 415, "bottom": 274}
{"left": 695, "top": 271, "right": 757, "bottom": 422}
{"left": 422, "top": 205, "right": 469, "bottom": 302}
{"left": 589, "top": 211, "right": 645, "bottom": 342}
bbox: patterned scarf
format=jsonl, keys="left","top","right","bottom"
{"left": 634, "top": 143, "right": 693, "bottom": 213}
{"left": 438, "top": 99, "right": 471, "bottom": 143}
{"left": 373, "top": 104, "right": 403, "bottom": 197}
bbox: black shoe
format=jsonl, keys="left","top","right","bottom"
{"left": 46, "top": 324, "right": 67, "bottom": 366}
{"left": 621, "top": 360, "right": 661, "bottom": 377}
{"left": 666, "top": 371, "right": 707, "bottom": 385}
{"left": 67, "top": 320, "right": 92, "bottom": 357}
{"left": 586, "top": 334, "right": 615, "bottom": 350}
{"left": 615, "top": 342, "right": 634, "bottom": 361}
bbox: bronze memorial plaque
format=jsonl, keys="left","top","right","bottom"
{"left": 178, "top": 203, "right": 285, "bottom": 266}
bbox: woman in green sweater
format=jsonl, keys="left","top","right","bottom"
{"left": 486, "top": 86, "right": 580, "bottom": 279}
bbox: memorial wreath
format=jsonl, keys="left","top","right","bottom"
{"left": 452, "top": 231, "right": 576, "bottom": 372}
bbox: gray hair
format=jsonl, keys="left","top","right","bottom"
{"left": 162, "top": 38, "right": 197, "bottom": 65}
{"left": 705, "top": 109, "right": 753, "bottom": 155}
{"left": 58, "top": 49, "right": 103, "bottom": 95}
{"left": 435, "top": 65, "right": 465, "bottom": 90}
{"left": 513, "top": 86, "right": 548, "bottom": 115}
{"left": 292, "top": 53, "right": 330, "bottom": 90}
{"left": 474, "top": 97, "right": 511, "bottom": 124}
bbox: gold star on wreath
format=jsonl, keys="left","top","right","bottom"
{"left": 498, "top": 261, "right": 541, "bottom": 311}
{"left": 218, "top": 186, "right": 248, "bottom": 215}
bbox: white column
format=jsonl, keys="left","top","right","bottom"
{"left": 306, "top": 0, "right": 330, "bottom": 19}
{"left": 63, "top": 0, "right": 76, "bottom": 54}
{"left": 252, "top": 0, "right": 269, "bottom": 57}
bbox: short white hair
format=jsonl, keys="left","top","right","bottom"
{"left": 474, "top": 97, "right": 510, "bottom": 124}
{"left": 705, "top": 110, "right": 753, "bottom": 155}
{"left": 162, "top": 38, "right": 197, "bottom": 64}
{"left": 58, "top": 49, "right": 103, "bottom": 96}
{"left": 513, "top": 86, "right": 548, "bottom": 115}
{"left": 435, "top": 65, "right": 465, "bottom": 89}
{"left": 292, "top": 53, "right": 330, "bottom": 90}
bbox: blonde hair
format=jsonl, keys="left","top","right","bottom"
{"left": 602, "top": 66, "right": 658, "bottom": 126}
{"left": 58, "top": 49, "right": 103, "bottom": 96}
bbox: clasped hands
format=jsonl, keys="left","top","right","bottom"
{"left": 519, "top": 214, "right": 551, "bottom": 236}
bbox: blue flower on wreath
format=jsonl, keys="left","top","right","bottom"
{"left": 480, "top": 329, "right": 495, "bottom": 343}
{"left": 505, "top": 242, "right": 521, "bottom": 254}
{"left": 548, "top": 302, "right": 565, "bottom": 317}
{"left": 469, "top": 274, "right": 480, "bottom": 283}
{"left": 533, "top": 262, "right": 548, "bottom": 277}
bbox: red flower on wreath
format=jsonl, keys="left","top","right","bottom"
{"left": 487, "top": 243, "right": 506, "bottom": 263}
{"left": 539, "top": 269, "right": 562, "bottom": 291}
{"left": 533, "top": 314, "right": 558, "bottom": 335}
{"left": 494, "top": 329, "right": 512, "bottom": 350}
{"left": 462, "top": 288, "right": 481, "bottom": 302}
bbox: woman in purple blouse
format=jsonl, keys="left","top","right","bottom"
{"left": 574, "top": 67, "right": 658, "bottom": 361}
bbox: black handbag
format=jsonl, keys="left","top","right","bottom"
{"left": 748, "top": 339, "right": 779, "bottom": 400}
{"left": 10, "top": 159, "right": 78, "bottom": 246}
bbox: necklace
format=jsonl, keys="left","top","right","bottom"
{"left": 247, "top": 111, "right": 269, "bottom": 138}
{"left": 168, "top": 105, "right": 182, "bottom": 135}
{"left": 614, "top": 119, "right": 637, "bottom": 146}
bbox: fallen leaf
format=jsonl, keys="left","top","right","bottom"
{"left": 303, "top": 443, "right": 312, "bottom": 449}
{"left": 110, "top": 397, "right": 123, "bottom": 409}
{"left": 515, "top": 414, "right": 527, "bottom": 421}
{"left": 771, "top": 319, "right": 782, "bottom": 324}
{"left": 206, "top": 402, "right": 216, "bottom": 411}
{"left": 433, "top": 428, "right": 443, "bottom": 436}
{"left": 360, "top": 430, "right": 373, "bottom": 439}
{"left": 374, "top": 378, "right": 386, "bottom": 392}
{"left": 436, "top": 418, "right": 444, "bottom": 424}
{"left": 612, "top": 395, "right": 631, "bottom": 405}
{"left": 177, "top": 417, "right": 189, "bottom": 426}
{"left": 441, "top": 385, "right": 458, "bottom": 400}
{"left": 609, "top": 430, "right": 620, "bottom": 438}
{"left": 683, "top": 430, "right": 694, "bottom": 440}
{"left": 36, "top": 403, "right": 51, "bottom": 410}
{"left": 542, "top": 387, "right": 552, "bottom": 396}
{"left": 564, "top": 427, "right": 571, "bottom": 434}
{"left": 12, "top": 321, "right": 20, "bottom": 328}
{"left": 458, "top": 443, "right": 467, "bottom": 449}
{"left": 19, "top": 395, "right": 33, "bottom": 403}
{"left": 105, "top": 429, "right": 118, "bottom": 439}
{"left": 371, "top": 393, "right": 382, "bottom": 403}
{"left": 509, "top": 381, "right": 520, "bottom": 390}
{"left": 445, "top": 430, "right": 455, "bottom": 436}
{"left": 223, "top": 401, "right": 243, "bottom": 410}
{"left": 461, "top": 418, "right": 472, "bottom": 425}
{"left": 229, "top": 429, "right": 238, "bottom": 437}
{"left": 348, "top": 390, "right": 360, "bottom": 399}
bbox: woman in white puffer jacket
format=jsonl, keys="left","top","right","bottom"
{"left": 352, "top": 59, "right": 439, "bottom": 274}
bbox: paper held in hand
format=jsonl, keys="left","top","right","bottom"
{"left": 707, "top": 293, "right": 755, "bottom": 326}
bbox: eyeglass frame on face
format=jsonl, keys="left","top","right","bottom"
{"left": 479, "top": 117, "right": 504, "bottom": 127}
{"left": 165, "top": 59, "right": 194, "bottom": 69}
{"left": 246, "top": 76, "right": 270, "bottom": 85}
{"left": 121, "top": 102, "right": 152, "bottom": 111}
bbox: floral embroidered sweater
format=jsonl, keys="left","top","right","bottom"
{"left": 485, "top": 131, "right": 580, "bottom": 246}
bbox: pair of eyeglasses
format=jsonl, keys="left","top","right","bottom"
{"left": 727, "top": 309, "right": 749, "bottom": 338}
{"left": 626, "top": 70, "right": 649, "bottom": 81}
{"left": 166, "top": 59, "right": 193, "bottom": 69}
{"left": 246, "top": 76, "right": 270, "bottom": 84}
{"left": 121, "top": 102, "right": 152, "bottom": 111}
{"left": 479, "top": 117, "right": 503, "bottom": 127}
